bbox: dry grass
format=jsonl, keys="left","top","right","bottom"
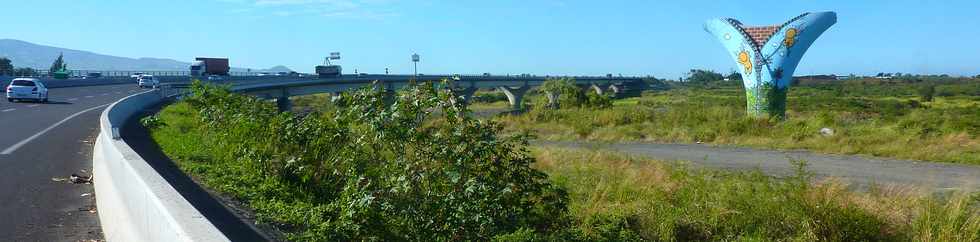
{"left": 532, "top": 147, "right": 980, "bottom": 241}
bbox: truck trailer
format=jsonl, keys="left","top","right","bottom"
{"left": 315, "top": 65, "right": 342, "bottom": 78}
{"left": 190, "top": 57, "right": 230, "bottom": 76}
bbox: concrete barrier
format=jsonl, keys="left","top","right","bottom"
{"left": 93, "top": 90, "right": 230, "bottom": 242}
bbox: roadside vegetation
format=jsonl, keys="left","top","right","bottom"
{"left": 151, "top": 81, "right": 567, "bottom": 240}
{"left": 147, "top": 81, "right": 979, "bottom": 241}
{"left": 493, "top": 76, "right": 980, "bottom": 164}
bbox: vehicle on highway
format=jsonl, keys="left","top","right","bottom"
{"left": 315, "top": 65, "right": 342, "bottom": 78}
{"left": 86, "top": 72, "right": 103, "bottom": 78}
{"left": 6, "top": 78, "right": 48, "bottom": 102}
{"left": 206, "top": 75, "right": 224, "bottom": 81}
{"left": 190, "top": 57, "right": 230, "bottom": 77}
{"left": 137, "top": 75, "right": 158, "bottom": 88}
{"left": 130, "top": 72, "right": 144, "bottom": 78}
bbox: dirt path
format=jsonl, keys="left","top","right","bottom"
{"left": 535, "top": 141, "right": 980, "bottom": 192}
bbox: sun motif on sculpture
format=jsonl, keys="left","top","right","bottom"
{"left": 783, "top": 28, "right": 798, "bottom": 48}
{"left": 737, "top": 50, "right": 752, "bottom": 74}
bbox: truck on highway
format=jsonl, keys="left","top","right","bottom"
{"left": 190, "top": 57, "right": 230, "bottom": 77}
{"left": 316, "top": 65, "right": 342, "bottom": 78}
{"left": 316, "top": 54, "right": 342, "bottom": 78}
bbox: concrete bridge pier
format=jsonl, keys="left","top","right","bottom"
{"left": 608, "top": 84, "right": 622, "bottom": 97}
{"left": 452, "top": 87, "right": 477, "bottom": 105}
{"left": 261, "top": 90, "right": 293, "bottom": 112}
{"left": 276, "top": 97, "right": 291, "bottom": 112}
{"left": 382, "top": 89, "right": 397, "bottom": 106}
{"left": 376, "top": 81, "right": 397, "bottom": 106}
{"left": 498, "top": 85, "right": 530, "bottom": 111}
{"left": 589, "top": 84, "right": 604, "bottom": 96}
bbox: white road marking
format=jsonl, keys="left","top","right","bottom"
{"left": 85, "top": 96, "right": 94, "bottom": 98}
{"left": 27, "top": 104, "right": 39, "bottom": 108}
{"left": 68, "top": 98, "right": 78, "bottom": 101}
{"left": 115, "top": 92, "right": 121, "bottom": 94}
{"left": 101, "top": 93, "right": 108, "bottom": 96}
{"left": 1, "top": 108, "right": 14, "bottom": 112}
{"left": 1, "top": 103, "right": 110, "bottom": 155}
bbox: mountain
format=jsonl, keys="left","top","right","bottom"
{"left": 0, "top": 39, "right": 190, "bottom": 71}
{"left": 0, "top": 39, "right": 272, "bottom": 72}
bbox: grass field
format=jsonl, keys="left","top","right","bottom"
{"left": 492, "top": 79, "right": 980, "bottom": 164}
{"left": 532, "top": 147, "right": 979, "bottom": 241}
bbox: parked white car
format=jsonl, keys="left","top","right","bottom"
{"left": 6, "top": 78, "right": 48, "bottom": 102}
{"left": 137, "top": 75, "right": 159, "bottom": 88}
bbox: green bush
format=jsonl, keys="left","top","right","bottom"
{"left": 160, "top": 81, "right": 570, "bottom": 240}
{"left": 472, "top": 91, "right": 509, "bottom": 103}
{"left": 919, "top": 84, "right": 936, "bottom": 102}
{"left": 538, "top": 78, "right": 614, "bottom": 109}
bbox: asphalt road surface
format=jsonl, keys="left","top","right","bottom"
{"left": 0, "top": 83, "right": 147, "bottom": 241}
{"left": 538, "top": 141, "right": 980, "bottom": 192}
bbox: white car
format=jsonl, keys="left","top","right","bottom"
{"left": 130, "top": 72, "right": 144, "bottom": 78}
{"left": 6, "top": 78, "right": 48, "bottom": 102}
{"left": 137, "top": 75, "right": 159, "bottom": 88}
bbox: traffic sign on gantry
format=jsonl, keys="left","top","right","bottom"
{"left": 704, "top": 12, "right": 836, "bottom": 119}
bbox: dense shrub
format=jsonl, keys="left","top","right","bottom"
{"left": 538, "top": 78, "right": 614, "bottom": 109}
{"left": 471, "top": 91, "right": 509, "bottom": 103}
{"left": 173, "top": 81, "right": 569, "bottom": 240}
{"left": 919, "top": 84, "right": 936, "bottom": 102}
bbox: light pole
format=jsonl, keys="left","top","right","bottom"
{"left": 412, "top": 53, "right": 420, "bottom": 79}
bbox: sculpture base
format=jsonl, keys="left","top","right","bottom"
{"left": 745, "top": 83, "right": 788, "bottom": 119}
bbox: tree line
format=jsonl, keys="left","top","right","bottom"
{"left": 0, "top": 53, "right": 68, "bottom": 76}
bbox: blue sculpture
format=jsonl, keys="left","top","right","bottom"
{"left": 705, "top": 12, "right": 837, "bottom": 119}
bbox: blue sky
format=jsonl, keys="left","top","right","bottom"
{"left": 2, "top": 0, "right": 979, "bottom": 77}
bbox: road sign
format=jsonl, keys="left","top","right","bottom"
{"left": 412, "top": 53, "right": 420, "bottom": 62}
{"left": 329, "top": 52, "right": 341, "bottom": 60}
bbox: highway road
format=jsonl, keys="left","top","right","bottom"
{"left": 0, "top": 83, "right": 146, "bottom": 241}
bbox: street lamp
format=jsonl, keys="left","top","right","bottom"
{"left": 412, "top": 53, "right": 420, "bottom": 78}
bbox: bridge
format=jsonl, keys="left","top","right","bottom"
{"left": 227, "top": 74, "right": 645, "bottom": 111}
